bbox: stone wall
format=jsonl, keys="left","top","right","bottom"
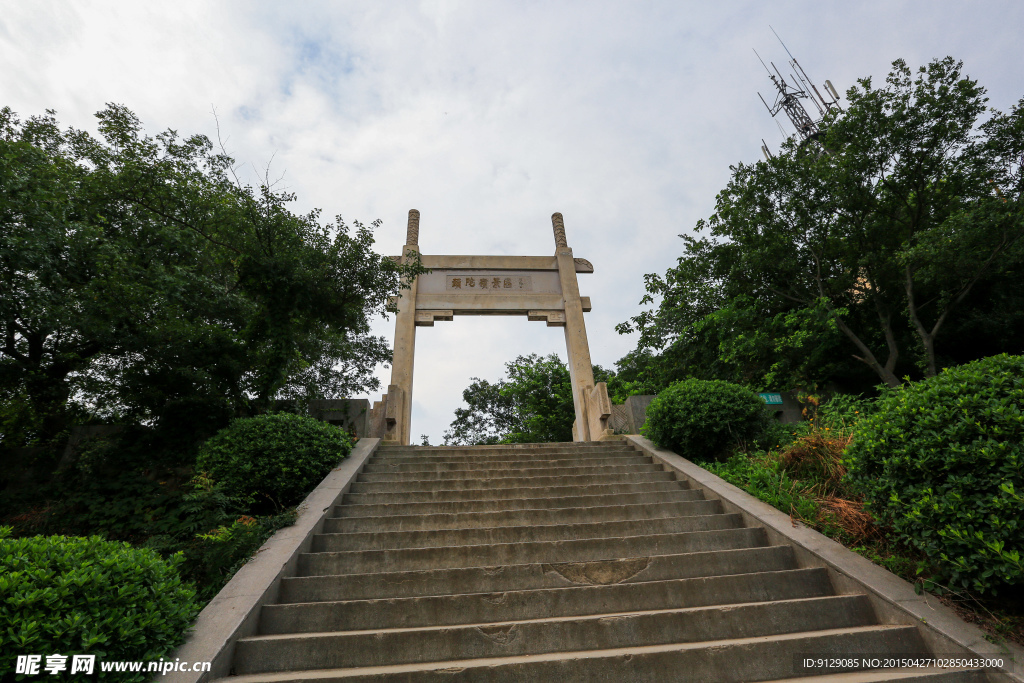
{"left": 763, "top": 391, "right": 805, "bottom": 424}
{"left": 306, "top": 399, "right": 371, "bottom": 438}
{"left": 608, "top": 395, "right": 657, "bottom": 434}
{"left": 607, "top": 391, "right": 807, "bottom": 434}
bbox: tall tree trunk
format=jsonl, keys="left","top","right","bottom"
{"left": 828, "top": 308, "right": 902, "bottom": 388}
{"left": 905, "top": 265, "right": 982, "bottom": 378}
{"left": 813, "top": 255, "right": 902, "bottom": 387}
{"left": 24, "top": 367, "right": 74, "bottom": 444}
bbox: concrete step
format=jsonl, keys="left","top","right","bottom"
{"left": 260, "top": 567, "right": 834, "bottom": 634}
{"left": 377, "top": 440, "right": 611, "bottom": 449}
{"left": 298, "top": 526, "right": 768, "bottom": 576}
{"left": 362, "top": 454, "right": 652, "bottom": 473}
{"left": 371, "top": 451, "right": 639, "bottom": 463}
{"left": 356, "top": 462, "right": 664, "bottom": 482}
{"left": 347, "top": 470, "right": 679, "bottom": 494}
{"left": 219, "top": 440, "right": 983, "bottom": 682}
{"left": 326, "top": 499, "right": 722, "bottom": 533}
{"left": 334, "top": 489, "right": 705, "bottom": 518}
{"left": 312, "top": 512, "right": 742, "bottom": 552}
{"left": 219, "top": 626, "right": 935, "bottom": 682}
{"left": 375, "top": 442, "right": 628, "bottom": 453}
{"left": 341, "top": 480, "right": 688, "bottom": 505}
{"left": 279, "top": 545, "right": 796, "bottom": 603}
{"left": 236, "top": 595, "right": 874, "bottom": 673}
{"left": 368, "top": 450, "right": 645, "bottom": 465}
{"left": 371, "top": 447, "right": 638, "bottom": 463}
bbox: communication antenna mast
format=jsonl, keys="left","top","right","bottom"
{"left": 756, "top": 28, "right": 843, "bottom": 148}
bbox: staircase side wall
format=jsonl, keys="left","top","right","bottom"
{"left": 624, "top": 435, "right": 1023, "bottom": 683}
{"left": 166, "top": 438, "right": 381, "bottom": 683}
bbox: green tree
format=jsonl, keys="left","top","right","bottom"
{"left": 443, "top": 353, "right": 614, "bottom": 445}
{"left": 619, "top": 57, "right": 1024, "bottom": 389}
{"left": 0, "top": 105, "right": 419, "bottom": 451}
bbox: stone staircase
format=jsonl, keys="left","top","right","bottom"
{"left": 217, "top": 441, "right": 987, "bottom": 682}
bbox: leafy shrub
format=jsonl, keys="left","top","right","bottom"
{"left": 193, "top": 511, "right": 296, "bottom": 598}
{"left": 844, "top": 354, "right": 1024, "bottom": 594}
{"left": 0, "top": 528, "right": 200, "bottom": 681}
{"left": 816, "top": 392, "right": 878, "bottom": 429}
{"left": 143, "top": 505, "right": 297, "bottom": 602}
{"left": 643, "top": 378, "right": 773, "bottom": 461}
{"left": 196, "top": 413, "right": 351, "bottom": 510}
{"left": 175, "top": 472, "right": 248, "bottom": 537}
{"left": 1, "top": 464, "right": 190, "bottom": 545}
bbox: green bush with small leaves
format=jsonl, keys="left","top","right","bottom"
{"left": 196, "top": 413, "right": 352, "bottom": 510}
{"left": 816, "top": 392, "right": 879, "bottom": 430}
{"left": 131, "top": 473, "right": 295, "bottom": 602}
{"left": 844, "top": 354, "right": 1024, "bottom": 595}
{"left": 0, "top": 528, "right": 200, "bottom": 681}
{"left": 643, "top": 378, "right": 773, "bottom": 461}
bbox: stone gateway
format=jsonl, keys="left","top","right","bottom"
{"left": 368, "top": 210, "right": 613, "bottom": 445}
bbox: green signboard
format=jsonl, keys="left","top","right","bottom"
{"left": 758, "top": 393, "right": 783, "bottom": 405}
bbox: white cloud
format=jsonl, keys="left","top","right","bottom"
{"left": 3, "top": 0, "right": 1022, "bottom": 441}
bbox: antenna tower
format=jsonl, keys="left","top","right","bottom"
{"left": 755, "top": 27, "right": 842, "bottom": 152}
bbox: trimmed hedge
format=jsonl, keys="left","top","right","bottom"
{"left": 643, "top": 378, "right": 772, "bottom": 461}
{"left": 196, "top": 413, "right": 352, "bottom": 510}
{"left": 844, "top": 354, "right": 1024, "bottom": 594}
{"left": 0, "top": 529, "right": 200, "bottom": 681}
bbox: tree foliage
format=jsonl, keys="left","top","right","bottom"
{"left": 619, "top": 57, "right": 1024, "bottom": 391}
{"left": 443, "top": 353, "right": 614, "bottom": 445}
{"left": 0, "top": 104, "right": 418, "bottom": 451}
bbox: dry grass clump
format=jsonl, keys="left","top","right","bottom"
{"left": 5, "top": 506, "right": 55, "bottom": 534}
{"left": 773, "top": 398, "right": 875, "bottom": 543}
{"left": 779, "top": 431, "right": 853, "bottom": 494}
{"left": 814, "top": 494, "right": 881, "bottom": 543}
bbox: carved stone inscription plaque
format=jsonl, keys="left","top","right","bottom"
{"left": 446, "top": 274, "right": 532, "bottom": 292}
{"left": 417, "top": 270, "right": 561, "bottom": 296}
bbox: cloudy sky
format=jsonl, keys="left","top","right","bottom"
{"left": 3, "top": 1, "right": 1022, "bottom": 442}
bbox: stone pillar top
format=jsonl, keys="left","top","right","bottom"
{"left": 406, "top": 209, "right": 420, "bottom": 246}
{"left": 551, "top": 212, "right": 568, "bottom": 248}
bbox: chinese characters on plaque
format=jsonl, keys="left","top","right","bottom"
{"left": 446, "top": 275, "right": 533, "bottom": 292}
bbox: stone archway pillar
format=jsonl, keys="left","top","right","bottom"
{"left": 383, "top": 210, "right": 421, "bottom": 444}
{"left": 551, "top": 213, "right": 612, "bottom": 442}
